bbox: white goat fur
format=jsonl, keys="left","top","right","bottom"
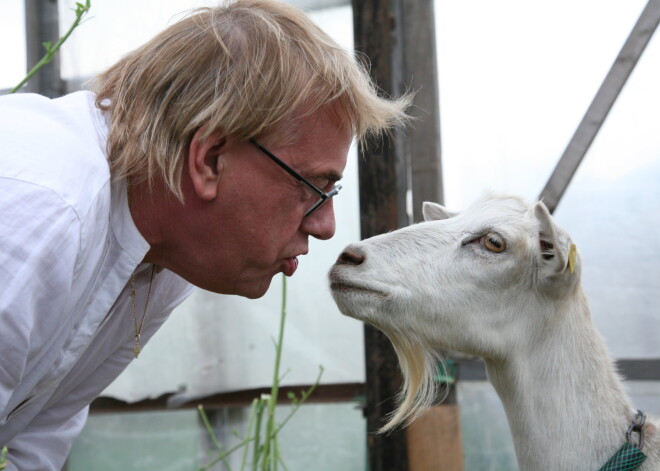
{"left": 329, "top": 194, "right": 658, "bottom": 470}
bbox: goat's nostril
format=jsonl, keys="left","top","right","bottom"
{"left": 337, "top": 248, "right": 365, "bottom": 266}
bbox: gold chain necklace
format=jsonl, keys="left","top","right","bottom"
{"left": 127, "top": 176, "right": 156, "bottom": 359}
{"left": 130, "top": 265, "right": 155, "bottom": 358}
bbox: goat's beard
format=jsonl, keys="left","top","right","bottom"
{"left": 373, "top": 327, "right": 449, "bottom": 434}
{"left": 332, "top": 288, "right": 451, "bottom": 433}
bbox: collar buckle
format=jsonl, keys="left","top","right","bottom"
{"left": 626, "top": 410, "right": 646, "bottom": 450}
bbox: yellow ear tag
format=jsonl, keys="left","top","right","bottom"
{"left": 568, "top": 243, "right": 577, "bottom": 274}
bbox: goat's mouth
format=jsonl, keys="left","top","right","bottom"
{"left": 330, "top": 282, "right": 388, "bottom": 299}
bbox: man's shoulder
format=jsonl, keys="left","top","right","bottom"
{"left": 0, "top": 91, "right": 111, "bottom": 216}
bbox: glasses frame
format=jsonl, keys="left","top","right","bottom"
{"left": 250, "top": 139, "right": 342, "bottom": 217}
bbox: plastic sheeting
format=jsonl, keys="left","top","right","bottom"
{"left": 433, "top": 0, "right": 660, "bottom": 359}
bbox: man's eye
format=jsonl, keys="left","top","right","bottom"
{"left": 309, "top": 177, "right": 328, "bottom": 189}
{"left": 317, "top": 179, "right": 339, "bottom": 193}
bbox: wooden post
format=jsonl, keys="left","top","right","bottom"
{"left": 404, "top": 0, "right": 444, "bottom": 222}
{"left": 407, "top": 389, "right": 464, "bottom": 471}
{"left": 352, "top": 1, "right": 411, "bottom": 470}
{"left": 24, "top": 0, "right": 64, "bottom": 97}
{"left": 352, "top": 0, "right": 462, "bottom": 470}
{"left": 400, "top": 2, "right": 464, "bottom": 470}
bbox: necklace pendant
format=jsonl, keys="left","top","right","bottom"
{"left": 133, "top": 342, "right": 141, "bottom": 359}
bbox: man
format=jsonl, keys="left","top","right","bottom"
{"left": 0, "top": 0, "right": 409, "bottom": 469}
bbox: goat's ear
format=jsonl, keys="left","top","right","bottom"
{"left": 534, "top": 201, "right": 575, "bottom": 277}
{"left": 422, "top": 202, "right": 455, "bottom": 221}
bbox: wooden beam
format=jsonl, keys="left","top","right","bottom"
{"left": 89, "top": 382, "right": 366, "bottom": 413}
{"left": 539, "top": 0, "right": 660, "bottom": 213}
{"left": 88, "top": 357, "right": 660, "bottom": 415}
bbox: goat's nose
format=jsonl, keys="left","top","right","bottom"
{"left": 336, "top": 247, "right": 365, "bottom": 266}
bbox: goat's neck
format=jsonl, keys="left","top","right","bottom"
{"left": 484, "top": 288, "right": 635, "bottom": 470}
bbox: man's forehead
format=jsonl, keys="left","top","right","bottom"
{"left": 266, "top": 102, "right": 353, "bottom": 146}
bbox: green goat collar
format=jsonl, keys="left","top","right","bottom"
{"left": 597, "top": 411, "right": 647, "bottom": 471}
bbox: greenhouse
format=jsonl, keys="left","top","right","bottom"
{"left": 1, "top": 1, "right": 659, "bottom": 470}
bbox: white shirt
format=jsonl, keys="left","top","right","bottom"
{"left": 0, "top": 91, "right": 193, "bottom": 470}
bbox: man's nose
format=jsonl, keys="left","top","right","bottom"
{"left": 300, "top": 200, "right": 336, "bottom": 240}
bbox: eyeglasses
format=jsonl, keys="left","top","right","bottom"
{"left": 250, "top": 139, "right": 342, "bottom": 217}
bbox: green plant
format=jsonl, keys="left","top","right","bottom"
{"left": 198, "top": 275, "right": 324, "bottom": 471}
{"left": 0, "top": 446, "right": 8, "bottom": 470}
{"left": 10, "top": 0, "right": 91, "bottom": 94}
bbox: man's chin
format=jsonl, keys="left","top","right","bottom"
{"left": 192, "top": 272, "right": 276, "bottom": 299}
{"left": 241, "top": 286, "right": 270, "bottom": 299}
{"left": 230, "top": 277, "right": 274, "bottom": 299}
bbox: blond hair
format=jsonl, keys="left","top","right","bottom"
{"left": 93, "top": 0, "right": 411, "bottom": 199}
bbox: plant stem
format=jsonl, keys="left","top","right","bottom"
{"left": 260, "top": 275, "right": 288, "bottom": 471}
{"left": 240, "top": 399, "right": 259, "bottom": 471}
{"left": 200, "top": 435, "right": 257, "bottom": 471}
{"left": 199, "top": 274, "right": 324, "bottom": 470}
{"left": 10, "top": 0, "right": 91, "bottom": 94}
{"left": 251, "top": 398, "right": 266, "bottom": 471}
{"left": 198, "top": 405, "right": 234, "bottom": 471}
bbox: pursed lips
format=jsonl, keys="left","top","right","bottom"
{"left": 282, "top": 256, "right": 300, "bottom": 276}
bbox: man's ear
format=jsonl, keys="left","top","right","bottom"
{"left": 188, "top": 126, "right": 226, "bottom": 201}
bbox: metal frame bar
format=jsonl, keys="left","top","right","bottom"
{"left": 455, "top": 358, "right": 660, "bottom": 382}
{"left": 539, "top": 0, "right": 660, "bottom": 213}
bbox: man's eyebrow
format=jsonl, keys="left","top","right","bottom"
{"left": 312, "top": 170, "right": 343, "bottom": 182}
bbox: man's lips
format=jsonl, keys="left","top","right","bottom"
{"left": 282, "top": 257, "right": 299, "bottom": 277}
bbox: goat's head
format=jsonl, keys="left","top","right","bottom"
{"left": 328, "top": 194, "right": 580, "bottom": 432}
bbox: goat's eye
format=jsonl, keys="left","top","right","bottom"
{"left": 482, "top": 233, "right": 506, "bottom": 253}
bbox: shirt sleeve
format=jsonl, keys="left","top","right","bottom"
{"left": 3, "top": 407, "right": 88, "bottom": 471}
{"left": 3, "top": 299, "right": 182, "bottom": 471}
{"left": 0, "top": 178, "right": 82, "bottom": 465}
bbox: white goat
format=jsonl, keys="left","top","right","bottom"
{"left": 329, "top": 194, "right": 658, "bottom": 470}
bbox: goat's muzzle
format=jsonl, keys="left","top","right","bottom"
{"left": 335, "top": 246, "right": 365, "bottom": 266}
